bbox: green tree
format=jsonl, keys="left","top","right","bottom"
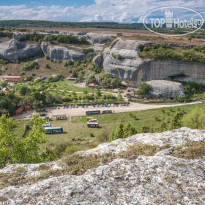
{"left": 109, "top": 123, "right": 124, "bottom": 142}
{"left": 86, "top": 75, "right": 97, "bottom": 85}
{"left": 0, "top": 114, "right": 47, "bottom": 168}
{"left": 109, "top": 123, "right": 137, "bottom": 142}
{"left": 169, "top": 110, "right": 185, "bottom": 130}
{"left": 123, "top": 123, "right": 137, "bottom": 138}
{"left": 0, "top": 81, "right": 8, "bottom": 89}
{"left": 19, "top": 86, "right": 30, "bottom": 96}
{"left": 136, "top": 83, "right": 151, "bottom": 98}
{"left": 183, "top": 107, "right": 205, "bottom": 129}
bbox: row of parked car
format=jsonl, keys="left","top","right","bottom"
{"left": 52, "top": 103, "right": 129, "bottom": 109}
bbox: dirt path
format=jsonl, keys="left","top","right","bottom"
{"left": 13, "top": 101, "right": 202, "bottom": 120}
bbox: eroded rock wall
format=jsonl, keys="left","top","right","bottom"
{"left": 102, "top": 39, "right": 205, "bottom": 87}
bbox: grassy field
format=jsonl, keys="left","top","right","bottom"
{"left": 14, "top": 103, "right": 205, "bottom": 153}
{"left": 49, "top": 81, "right": 98, "bottom": 93}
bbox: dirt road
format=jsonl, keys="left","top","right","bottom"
{"left": 13, "top": 101, "right": 202, "bottom": 120}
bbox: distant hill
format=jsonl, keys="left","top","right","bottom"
{"left": 0, "top": 20, "right": 145, "bottom": 30}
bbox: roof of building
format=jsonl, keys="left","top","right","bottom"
{"left": 88, "top": 83, "right": 99, "bottom": 87}
{"left": 15, "top": 107, "right": 24, "bottom": 113}
{"left": 6, "top": 75, "right": 23, "bottom": 79}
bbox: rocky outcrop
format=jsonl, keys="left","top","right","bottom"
{"left": 41, "top": 42, "right": 87, "bottom": 61}
{"left": 71, "top": 32, "right": 113, "bottom": 44}
{"left": 0, "top": 39, "right": 41, "bottom": 62}
{"left": 0, "top": 128, "right": 205, "bottom": 204}
{"left": 85, "top": 33, "right": 113, "bottom": 44}
{"left": 146, "top": 80, "right": 185, "bottom": 99}
{"left": 103, "top": 39, "right": 205, "bottom": 87}
{"left": 93, "top": 54, "right": 103, "bottom": 68}
{"left": 12, "top": 32, "right": 26, "bottom": 41}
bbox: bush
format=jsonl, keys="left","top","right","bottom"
{"left": 182, "top": 107, "right": 205, "bottom": 129}
{"left": 109, "top": 123, "right": 137, "bottom": 142}
{"left": 136, "top": 82, "right": 151, "bottom": 98}
{"left": 0, "top": 58, "right": 8, "bottom": 64}
{"left": 46, "top": 64, "right": 51, "bottom": 69}
{"left": 83, "top": 48, "right": 94, "bottom": 54}
{"left": 97, "top": 131, "right": 109, "bottom": 142}
{"left": 65, "top": 145, "right": 80, "bottom": 155}
{"left": 48, "top": 75, "right": 64, "bottom": 82}
{"left": 19, "top": 33, "right": 46, "bottom": 42}
{"left": 22, "top": 61, "right": 39, "bottom": 71}
{"left": 139, "top": 44, "right": 205, "bottom": 63}
{"left": 51, "top": 35, "right": 89, "bottom": 45}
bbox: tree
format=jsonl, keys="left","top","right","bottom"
{"left": 183, "top": 107, "right": 205, "bottom": 129}
{"left": 86, "top": 75, "right": 97, "bottom": 85}
{"left": 136, "top": 83, "right": 151, "bottom": 98}
{"left": 169, "top": 109, "right": 185, "bottom": 130}
{"left": 109, "top": 123, "right": 124, "bottom": 142}
{"left": 0, "top": 114, "right": 47, "bottom": 168}
{"left": 0, "top": 81, "right": 8, "bottom": 89}
{"left": 19, "top": 86, "right": 30, "bottom": 96}
{"left": 109, "top": 123, "right": 137, "bottom": 142}
{"left": 123, "top": 123, "right": 137, "bottom": 138}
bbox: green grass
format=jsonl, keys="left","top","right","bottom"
{"left": 50, "top": 81, "right": 97, "bottom": 93}
{"left": 14, "top": 103, "right": 205, "bottom": 153}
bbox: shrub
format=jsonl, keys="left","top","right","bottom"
{"left": 83, "top": 48, "right": 94, "bottom": 54}
{"left": 46, "top": 64, "right": 51, "bottom": 69}
{"left": 109, "top": 123, "right": 137, "bottom": 142}
{"left": 65, "top": 145, "right": 80, "bottom": 155}
{"left": 182, "top": 107, "right": 205, "bottom": 129}
{"left": 22, "top": 61, "right": 39, "bottom": 71}
{"left": 136, "top": 82, "right": 151, "bottom": 98}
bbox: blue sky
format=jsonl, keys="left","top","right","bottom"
{"left": 0, "top": 0, "right": 204, "bottom": 22}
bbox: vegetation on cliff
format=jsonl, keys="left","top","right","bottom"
{"left": 139, "top": 44, "right": 205, "bottom": 63}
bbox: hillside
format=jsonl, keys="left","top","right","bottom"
{"left": 0, "top": 127, "right": 205, "bottom": 204}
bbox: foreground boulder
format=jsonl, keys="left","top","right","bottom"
{"left": 146, "top": 80, "right": 185, "bottom": 99}
{"left": 103, "top": 39, "right": 205, "bottom": 87}
{"left": 0, "top": 128, "right": 205, "bottom": 204}
{"left": 0, "top": 39, "right": 41, "bottom": 62}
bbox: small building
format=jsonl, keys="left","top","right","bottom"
{"left": 15, "top": 107, "right": 24, "bottom": 115}
{"left": 52, "top": 114, "right": 67, "bottom": 120}
{"left": 88, "top": 83, "right": 99, "bottom": 88}
{"left": 2, "top": 88, "right": 12, "bottom": 93}
{"left": 6, "top": 75, "right": 24, "bottom": 83}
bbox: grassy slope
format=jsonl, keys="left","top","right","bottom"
{"left": 14, "top": 103, "right": 205, "bottom": 152}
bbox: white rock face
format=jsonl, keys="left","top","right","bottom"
{"left": 71, "top": 32, "right": 113, "bottom": 44}
{"left": 102, "top": 39, "right": 205, "bottom": 87}
{"left": 85, "top": 33, "right": 113, "bottom": 44}
{"left": 146, "top": 80, "right": 185, "bottom": 99}
{"left": 0, "top": 128, "right": 205, "bottom": 204}
{"left": 41, "top": 42, "right": 87, "bottom": 61}
{"left": 0, "top": 39, "right": 41, "bottom": 62}
{"left": 93, "top": 54, "right": 103, "bottom": 68}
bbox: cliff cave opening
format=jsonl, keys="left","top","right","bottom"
{"left": 167, "top": 74, "right": 190, "bottom": 81}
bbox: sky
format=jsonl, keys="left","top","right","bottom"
{"left": 0, "top": 0, "right": 204, "bottom": 23}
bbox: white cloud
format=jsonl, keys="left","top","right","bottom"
{"left": 0, "top": 0, "right": 204, "bottom": 22}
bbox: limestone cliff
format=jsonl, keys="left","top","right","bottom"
{"left": 102, "top": 39, "right": 205, "bottom": 87}
{"left": 0, "top": 39, "right": 41, "bottom": 62}
{"left": 41, "top": 42, "right": 87, "bottom": 61}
